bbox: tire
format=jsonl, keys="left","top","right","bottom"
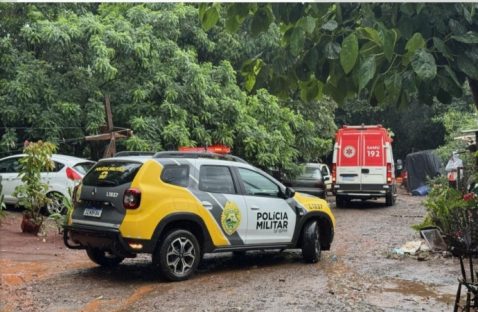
{"left": 86, "top": 248, "right": 124, "bottom": 267}
{"left": 302, "top": 220, "right": 321, "bottom": 263}
{"left": 336, "top": 195, "right": 346, "bottom": 208}
{"left": 43, "top": 192, "right": 66, "bottom": 216}
{"left": 154, "top": 229, "right": 200, "bottom": 282}
{"left": 385, "top": 191, "right": 395, "bottom": 206}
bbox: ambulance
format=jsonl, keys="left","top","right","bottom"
{"left": 332, "top": 125, "right": 397, "bottom": 207}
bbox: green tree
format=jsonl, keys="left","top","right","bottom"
{"left": 204, "top": 4, "right": 478, "bottom": 109}
{"left": 14, "top": 141, "right": 57, "bottom": 230}
{"left": 0, "top": 3, "right": 335, "bottom": 174}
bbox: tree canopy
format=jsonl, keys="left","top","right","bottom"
{"left": 204, "top": 3, "right": 478, "bottom": 108}
{"left": 0, "top": 3, "right": 334, "bottom": 174}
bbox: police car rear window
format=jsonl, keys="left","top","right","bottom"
{"left": 82, "top": 161, "right": 142, "bottom": 187}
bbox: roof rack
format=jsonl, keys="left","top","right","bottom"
{"left": 153, "top": 151, "right": 248, "bottom": 164}
{"left": 114, "top": 151, "right": 155, "bottom": 157}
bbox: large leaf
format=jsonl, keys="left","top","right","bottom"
{"left": 321, "top": 19, "right": 337, "bottom": 31}
{"left": 457, "top": 55, "right": 478, "bottom": 80}
{"left": 299, "top": 79, "right": 323, "bottom": 102}
{"left": 384, "top": 72, "right": 402, "bottom": 105}
{"left": 405, "top": 32, "right": 426, "bottom": 54}
{"left": 382, "top": 29, "right": 398, "bottom": 62}
{"left": 200, "top": 6, "right": 219, "bottom": 32}
{"left": 444, "top": 65, "right": 462, "bottom": 88}
{"left": 340, "top": 33, "right": 358, "bottom": 74}
{"left": 452, "top": 31, "right": 478, "bottom": 44}
{"left": 324, "top": 41, "right": 340, "bottom": 60}
{"left": 411, "top": 49, "right": 437, "bottom": 81}
{"left": 290, "top": 27, "right": 305, "bottom": 56}
{"left": 251, "top": 7, "right": 273, "bottom": 36}
{"left": 360, "top": 27, "right": 382, "bottom": 46}
{"left": 357, "top": 56, "right": 376, "bottom": 92}
{"left": 298, "top": 16, "right": 316, "bottom": 34}
{"left": 433, "top": 37, "right": 451, "bottom": 59}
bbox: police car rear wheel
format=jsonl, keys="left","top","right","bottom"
{"left": 302, "top": 220, "right": 321, "bottom": 263}
{"left": 156, "top": 229, "right": 200, "bottom": 281}
{"left": 86, "top": 248, "right": 124, "bottom": 267}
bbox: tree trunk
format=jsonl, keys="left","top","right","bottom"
{"left": 469, "top": 78, "right": 478, "bottom": 110}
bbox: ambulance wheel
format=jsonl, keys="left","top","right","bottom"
{"left": 154, "top": 229, "right": 200, "bottom": 282}
{"left": 386, "top": 192, "right": 395, "bottom": 206}
{"left": 336, "top": 196, "right": 347, "bottom": 208}
{"left": 86, "top": 248, "right": 124, "bottom": 267}
{"left": 302, "top": 220, "right": 321, "bottom": 263}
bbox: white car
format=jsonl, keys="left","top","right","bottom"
{"left": 319, "top": 163, "right": 332, "bottom": 192}
{"left": 0, "top": 154, "right": 95, "bottom": 214}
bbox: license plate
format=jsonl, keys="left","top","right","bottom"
{"left": 83, "top": 208, "right": 102, "bottom": 218}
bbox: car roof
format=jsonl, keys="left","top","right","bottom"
{"left": 0, "top": 153, "right": 94, "bottom": 165}
{"left": 99, "top": 156, "right": 152, "bottom": 163}
{"left": 94, "top": 154, "right": 284, "bottom": 187}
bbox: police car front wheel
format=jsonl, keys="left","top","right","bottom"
{"left": 302, "top": 220, "right": 321, "bottom": 263}
{"left": 155, "top": 229, "right": 200, "bottom": 282}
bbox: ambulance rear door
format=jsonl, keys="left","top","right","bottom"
{"left": 361, "top": 131, "right": 386, "bottom": 185}
{"left": 336, "top": 131, "right": 362, "bottom": 185}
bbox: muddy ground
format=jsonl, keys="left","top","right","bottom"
{"left": 0, "top": 191, "right": 463, "bottom": 312}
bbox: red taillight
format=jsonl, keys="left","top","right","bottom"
{"left": 331, "top": 164, "right": 336, "bottom": 184}
{"left": 66, "top": 167, "right": 82, "bottom": 181}
{"left": 123, "top": 188, "right": 141, "bottom": 209}
{"left": 387, "top": 163, "right": 392, "bottom": 184}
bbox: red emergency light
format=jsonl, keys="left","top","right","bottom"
{"left": 179, "top": 144, "right": 231, "bottom": 154}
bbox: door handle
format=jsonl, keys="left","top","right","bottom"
{"left": 251, "top": 206, "right": 260, "bottom": 211}
{"left": 201, "top": 201, "right": 213, "bottom": 210}
{"left": 361, "top": 169, "right": 370, "bottom": 174}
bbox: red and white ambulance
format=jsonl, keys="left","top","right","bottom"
{"left": 332, "top": 125, "right": 397, "bottom": 207}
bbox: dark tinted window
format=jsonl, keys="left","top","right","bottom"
{"left": 161, "top": 165, "right": 189, "bottom": 187}
{"left": 0, "top": 157, "right": 20, "bottom": 173}
{"left": 238, "top": 168, "right": 280, "bottom": 197}
{"left": 199, "top": 166, "right": 236, "bottom": 194}
{"left": 82, "top": 161, "right": 142, "bottom": 187}
{"left": 50, "top": 161, "right": 65, "bottom": 172}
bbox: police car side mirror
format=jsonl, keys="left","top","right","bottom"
{"left": 284, "top": 187, "right": 295, "bottom": 199}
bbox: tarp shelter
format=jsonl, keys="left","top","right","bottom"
{"left": 405, "top": 150, "right": 442, "bottom": 192}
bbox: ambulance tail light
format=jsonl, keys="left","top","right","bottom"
{"left": 332, "top": 164, "right": 336, "bottom": 184}
{"left": 124, "top": 188, "right": 141, "bottom": 209}
{"left": 387, "top": 163, "right": 392, "bottom": 184}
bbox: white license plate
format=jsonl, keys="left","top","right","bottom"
{"left": 83, "top": 208, "right": 102, "bottom": 218}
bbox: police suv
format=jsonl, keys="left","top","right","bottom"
{"left": 64, "top": 152, "right": 335, "bottom": 281}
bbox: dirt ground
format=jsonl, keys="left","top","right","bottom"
{"left": 0, "top": 190, "right": 464, "bottom": 312}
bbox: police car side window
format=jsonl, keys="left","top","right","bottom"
{"left": 237, "top": 168, "right": 280, "bottom": 197}
{"left": 199, "top": 165, "right": 236, "bottom": 194}
{"left": 161, "top": 165, "right": 190, "bottom": 187}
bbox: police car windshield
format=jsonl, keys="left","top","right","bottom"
{"left": 82, "top": 161, "right": 142, "bottom": 187}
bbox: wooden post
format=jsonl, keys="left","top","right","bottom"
{"left": 84, "top": 96, "right": 131, "bottom": 159}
